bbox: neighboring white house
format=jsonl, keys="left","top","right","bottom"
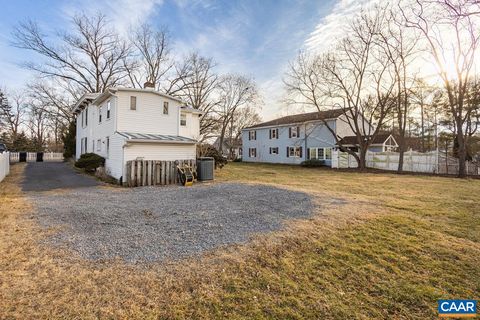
{"left": 242, "top": 109, "right": 393, "bottom": 166}
{"left": 73, "top": 86, "right": 202, "bottom": 183}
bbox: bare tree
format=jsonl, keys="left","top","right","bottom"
{"left": 13, "top": 12, "right": 132, "bottom": 94}
{"left": 129, "top": 23, "right": 173, "bottom": 89}
{"left": 214, "top": 74, "right": 260, "bottom": 155}
{"left": 286, "top": 7, "right": 396, "bottom": 169}
{"left": 171, "top": 53, "right": 219, "bottom": 139}
{"left": 27, "top": 103, "right": 49, "bottom": 151}
{"left": 401, "top": 0, "right": 480, "bottom": 177}
{"left": 0, "top": 90, "right": 28, "bottom": 143}
{"left": 225, "top": 106, "right": 261, "bottom": 159}
{"left": 377, "top": 8, "right": 420, "bottom": 172}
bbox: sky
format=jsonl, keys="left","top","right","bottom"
{"left": 0, "top": 0, "right": 375, "bottom": 121}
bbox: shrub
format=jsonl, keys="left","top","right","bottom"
{"left": 197, "top": 144, "right": 228, "bottom": 168}
{"left": 75, "top": 153, "right": 105, "bottom": 172}
{"left": 233, "top": 157, "right": 242, "bottom": 162}
{"left": 300, "top": 159, "right": 326, "bottom": 167}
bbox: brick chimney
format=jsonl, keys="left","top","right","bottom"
{"left": 143, "top": 81, "right": 155, "bottom": 89}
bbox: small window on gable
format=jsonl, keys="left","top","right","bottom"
{"left": 163, "top": 101, "right": 169, "bottom": 115}
{"left": 180, "top": 113, "right": 187, "bottom": 126}
{"left": 106, "top": 100, "right": 111, "bottom": 119}
{"left": 130, "top": 96, "right": 137, "bottom": 110}
{"left": 99, "top": 106, "right": 102, "bottom": 123}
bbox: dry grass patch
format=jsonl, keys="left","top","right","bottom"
{"left": 0, "top": 162, "right": 478, "bottom": 318}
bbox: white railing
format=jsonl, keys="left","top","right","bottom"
{"left": 332, "top": 150, "right": 479, "bottom": 176}
{"left": 0, "top": 152, "right": 10, "bottom": 183}
{"left": 9, "top": 152, "right": 64, "bottom": 163}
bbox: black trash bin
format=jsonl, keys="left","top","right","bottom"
{"left": 19, "top": 152, "right": 27, "bottom": 162}
{"left": 36, "top": 152, "right": 44, "bottom": 162}
{"left": 197, "top": 157, "right": 215, "bottom": 181}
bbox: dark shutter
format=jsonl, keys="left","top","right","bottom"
{"left": 269, "top": 130, "right": 271, "bottom": 139}
{"left": 306, "top": 148, "right": 310, "bottom": 160}
{"left": 297, "top": 126, "right": 300, "bottom": 137}
{"left": 276, "top": 128, "right": 279, "bottom": 139}
{"left": 299, "top": 146, "right": 303, "bottom": 158}
{"left": 269, "top": 147, "right": 271, "bottom": 154}
{"left": 289, "top": 127, "right": 291, "bottom": 138}
{"left": 286, "top": 147, "right": 289, "bottom": 157}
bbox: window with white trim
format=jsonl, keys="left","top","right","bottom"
{"left": 85, "top": 107, "right": 88, "bottom": 126}
{"left": 289, "top": 126, "right": 299, "bottom": 138}
{"left": 287, "top": 146, "right": 302, "bottom": 158}
{"left": 130, "top": 96, "right": 137, "bottom": 110}
{"left": 98, "top": 106, "right": 102, "bottom": 123}
{"left": 269, "top": 128, "right": 278, "bottom": 139}
{"left": 307, "top": 147, "right": 332, "bottom": 160}
{"left": 249, "top": 148, "right": 257, "bottom": 157}
{"left": 269, "top": 147, "right": 279, "bottom": 155}
{"left": 97, "top": 139, "right": 101, "bottom": 151}
{"left": 180, "top": 113, "right": 187, "bottom": 126}
{"left": 106, "top": 136, "right": 110, "bottom": 158}
{"left": 163, "top": 101, "right": 169, "bottom": 115}
{"left": 249, "top": 130, "right": 256, "bottom": 140}
{"left": 106, "top": 100, "right": 111, "bottom": 119}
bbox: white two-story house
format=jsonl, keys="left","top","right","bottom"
{"left": 73, "top": 86, "right": 202, "bottom": 183}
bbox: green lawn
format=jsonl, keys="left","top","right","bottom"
{"left": 0, "top": 162, "right": 478, "bottom": 319}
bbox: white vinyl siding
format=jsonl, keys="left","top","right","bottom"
{"left": 116, "top": 91, "right": 180, "bottom": 135}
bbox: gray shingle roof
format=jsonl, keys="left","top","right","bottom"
{"left": 117, "top": 132, "right": 197, "bottom": 143}
{"left": 245, "top": 109, "right": 346, "bottom": 129}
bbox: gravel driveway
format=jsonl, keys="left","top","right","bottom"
{"left": 30, "top": 183, "right": 320, "bottom": 263}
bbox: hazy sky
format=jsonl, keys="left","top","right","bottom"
{"left": 0, "top": 0, "right": 376, "bottom": 121}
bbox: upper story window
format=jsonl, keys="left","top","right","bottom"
{"left": 180, "top": 113, "right": 187, "bottom": 126}
{"left": 85, "top": 107, "right": 88, "bottom": 126}
{"left": 289, "top": 126, "right": 299, "bottom": 138}
{"left": 269, "top": 128, "right": 278, "bottom": 139}
{"left": 248, "top": 130, "right": 256, "bottom": 140}
{"left": 106, "top": 100, "right": 111, "bottom": 119}
{"left": 163, "top": 101, "right": 169, "bottom": 115}
{"left": 130, "top": 96, "right": 137, "bottom": 110}
{"left": 98, "top": 106, "right": 102, "bottom": 123}
{"left": 81, "top": 110, "right": 84, "bottom": 127}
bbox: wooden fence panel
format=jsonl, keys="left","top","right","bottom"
{"left": 125, "top": 159, "right": 197, "bottom": 187}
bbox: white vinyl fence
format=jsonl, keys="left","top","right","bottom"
{"left": 9, "top": 152, "right": 63, "bottom": 163}
{"left": 0, "top": 152, "right": 10, "bottom": 183}
{"left": 332, "top": 150, "right": 480, "bottom": 176}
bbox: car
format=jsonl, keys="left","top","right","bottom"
{"left": 0, "top": 143, "right": 7, "bottom": 153}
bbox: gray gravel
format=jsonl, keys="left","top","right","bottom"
{"left": 29, "top": 183, "right": 319, "bottom": 263}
